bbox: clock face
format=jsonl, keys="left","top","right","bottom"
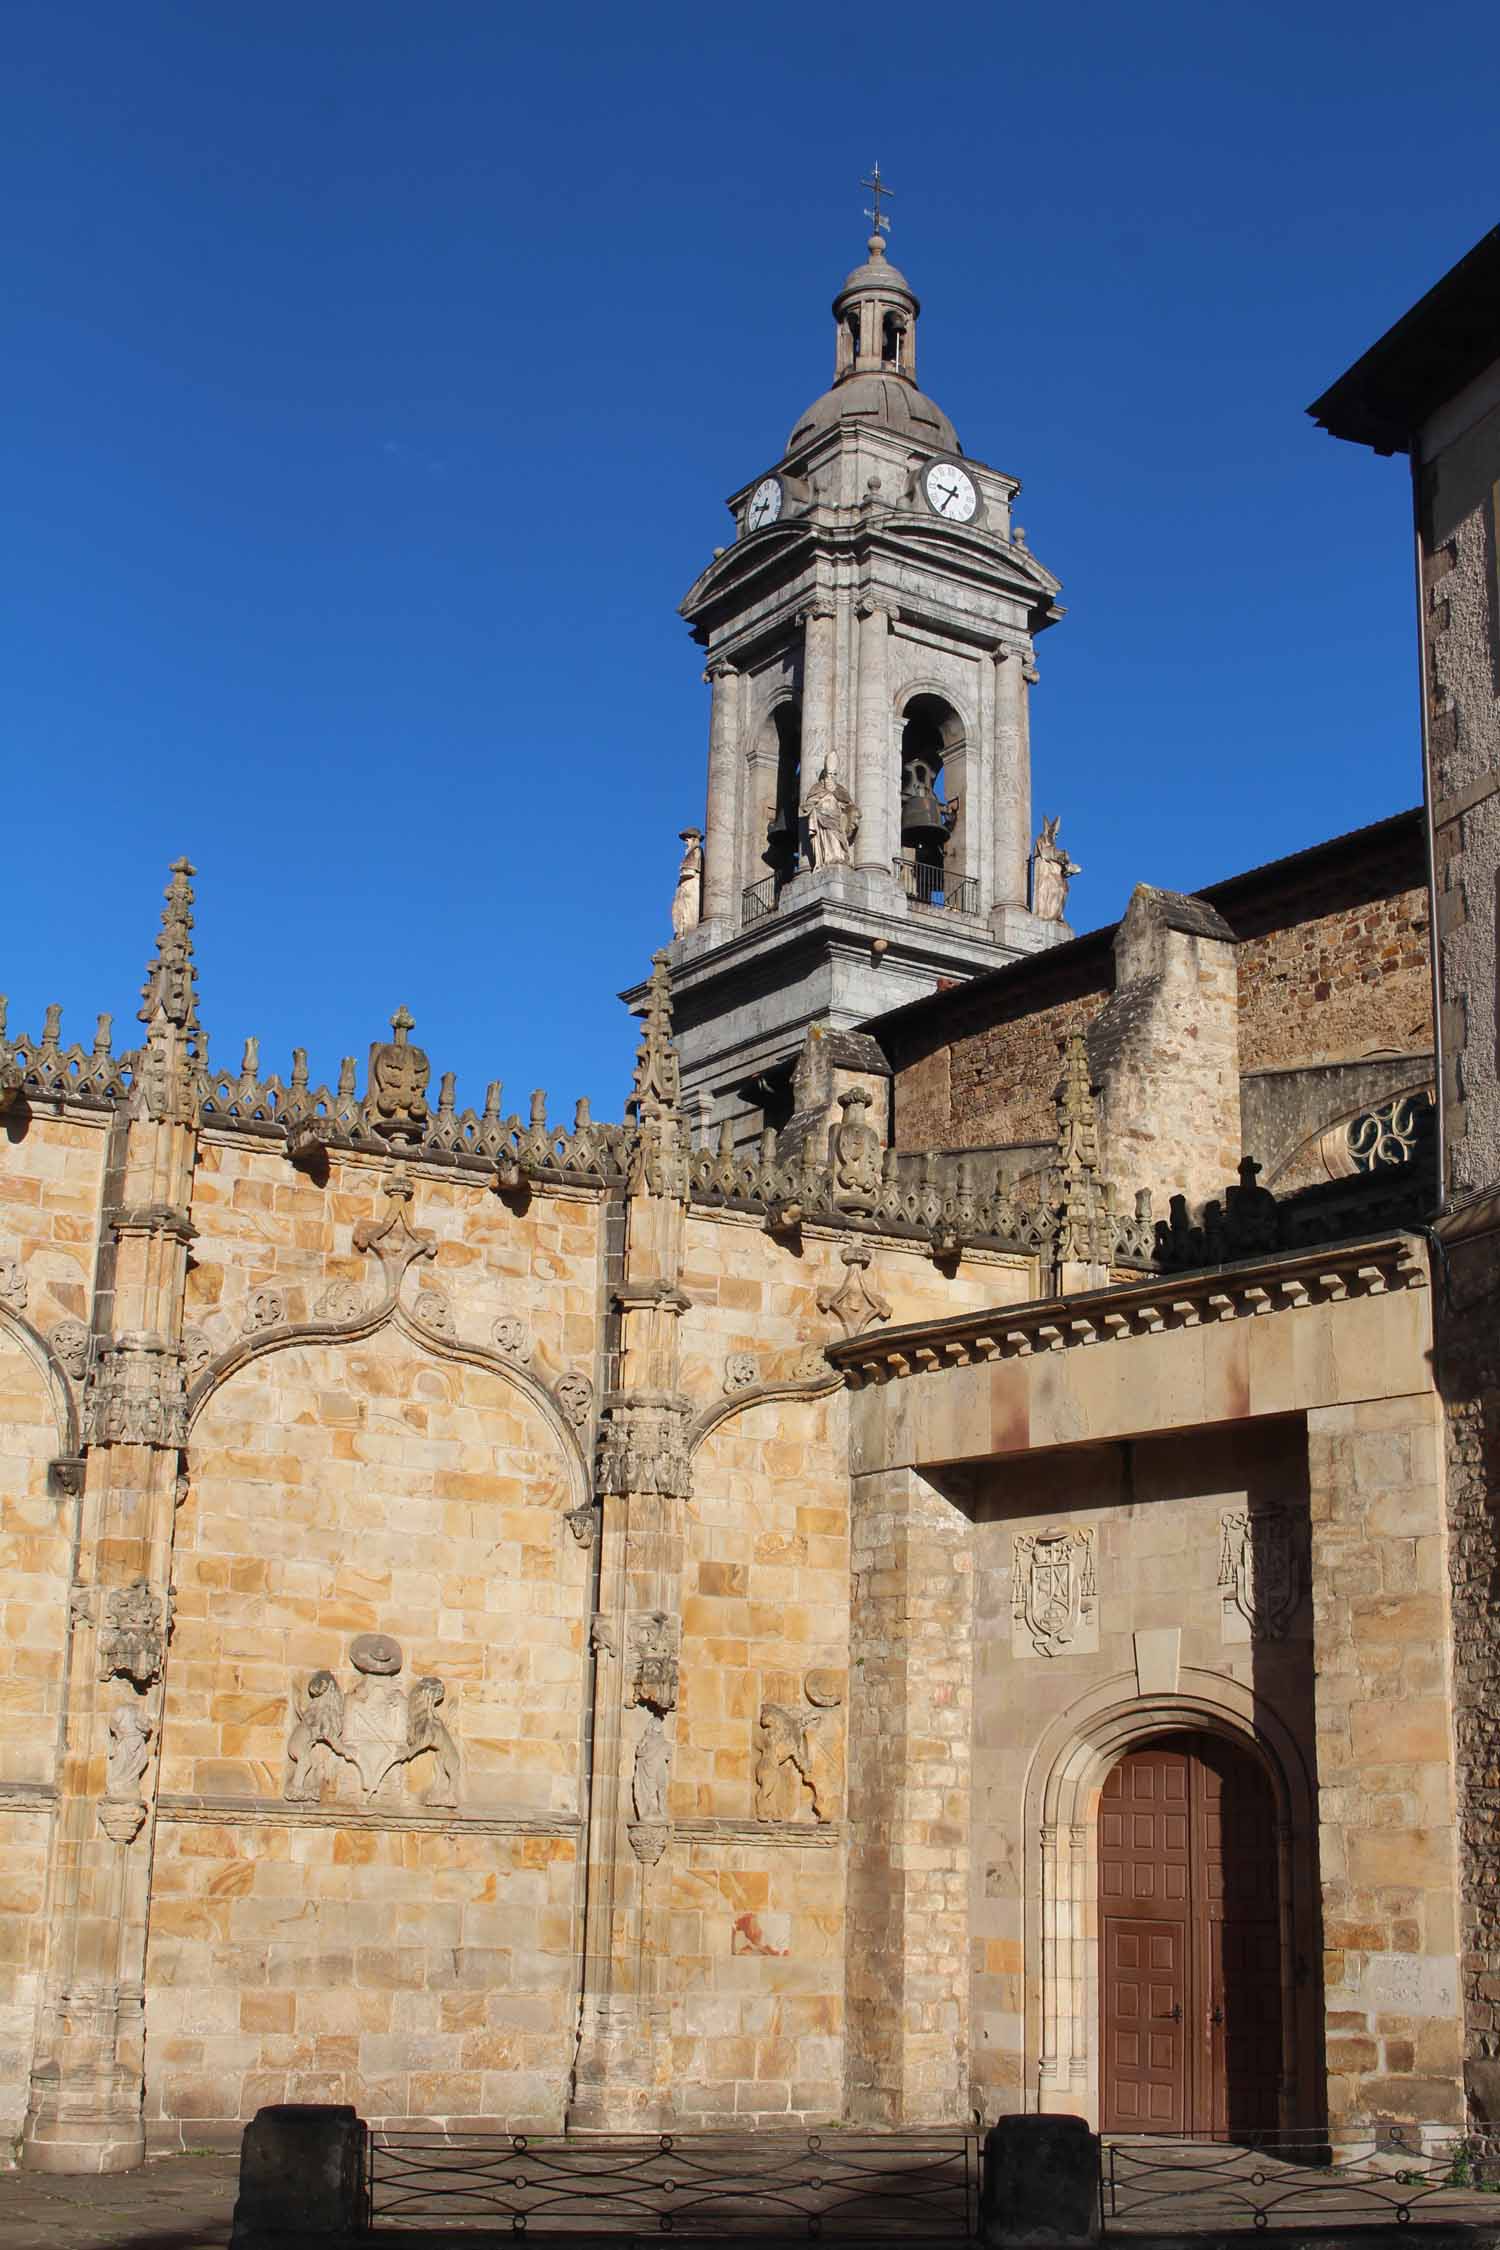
{"left": 746, "top": 476, "right": 783, "bottom": 531}
{"left": 923, "top": 460, "right": 979, "bottom": 523}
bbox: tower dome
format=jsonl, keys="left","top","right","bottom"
{"left": 787, "top": 222, "right": 961, "bottom": 456}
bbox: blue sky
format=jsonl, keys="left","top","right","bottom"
{"left": 5, "top": 1, "right": 1496, "bottom": 1119}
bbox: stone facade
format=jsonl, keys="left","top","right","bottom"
{"left": 6, "top": 216, "right": 1496, "bottom": 2171}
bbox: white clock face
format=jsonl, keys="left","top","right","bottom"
{"left": 924, "top": 461, "right": 979, "bottom": 523}
{"left": 746, "top": 476, "right": 783, "bottom": 531}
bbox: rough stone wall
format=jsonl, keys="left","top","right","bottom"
{"left": 969, "top": 1421, "right": 1318, "bottom": 2122}
{"left": 1235, "top": 886, "right": 1431, "bottom": 1075}
{"left": 893, "top": 988, "right": 1110, "bottom": 1153}
{"left": 1307, "top": 1392, "right": 1464, "bottom": 2129}
{"left": 1091, "top": 894, "right": 1241, "bottom": 1214}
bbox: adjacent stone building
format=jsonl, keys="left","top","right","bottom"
{"left": 0, "top": 211, "right": 1487, "bottom": 2169}
{"left": 1312, "top": 222, "right": 1500, "bottom": 2134}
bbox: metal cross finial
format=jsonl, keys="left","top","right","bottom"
{"left": 862, "top": 162, "right": 893, "bottom": 237}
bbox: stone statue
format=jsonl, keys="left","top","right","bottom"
{"left": 754, "top": 1671, "right": 842, "bottom": 1822}
{"left": 670, "top": 829, "right": 703, "bottom": 938}
{"left": 106, "top": 1704, "right": 154, "bottom": 1800}
{"left": 285, "top": 1669, "right": 346, "bottom": 1801}
{"left": 405, "top": 1676, "right": 460, "bottom": 1809}
{"left": 632, "top": 1710, "right": 671, "bottom": 1822}
{"left": 803, "top": 763, "right": 860, "bottom": 869}
{"left": 1031, "top": 816, "right": 1081, "bottom": 922}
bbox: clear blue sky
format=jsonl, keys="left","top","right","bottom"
{"left": 5, "top": 1, "right": 1496, "bottom": 1119}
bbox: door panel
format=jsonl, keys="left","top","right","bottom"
{"left": 1100, "top": 1736, "right": 1283, "bottom": 2136}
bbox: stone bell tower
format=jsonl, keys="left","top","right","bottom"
{"left": 650, "top": 183, "right": 1073, "bottom": 1140}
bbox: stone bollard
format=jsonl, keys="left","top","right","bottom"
{"left": 230, "top": 2104, "right": 367, "bottom": 2249}
{"left": 980, "top": 2116, "right": 1102, "bottom": 2248}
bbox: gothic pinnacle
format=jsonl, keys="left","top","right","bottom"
{"left": 628, "top": 950, "right": 682, "bottom": 1122}
{"left": 138, "top": 857, "right": 200, "bottom": 1031}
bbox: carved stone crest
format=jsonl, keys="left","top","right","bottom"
{"left": 831, "top": 1087, "right": 882, "bottom": 1218}
{"left": 243, "top": 1286, "right": 285, "bottom": 1335}
{"left": 754, "top": 1669, "right": 843, "bottom": 1823}
{"left": 723, "top": 1352, "right": 758, "bottom": 1394}
{"left": 1012, "top": 1526, "right": 1098, "bottom": 1658}
{"left": 366, "top": 1006, "right": 430, "bottom": 1142}
{"left": 630, "top": 1612, "right": 679, "bottom": 1715}
{"left": 97, "top": 1578, "right": 172, "bottom": 1687}
{"left": 816, "top": 1241, "right": 892, "bottom": 1341}
{"left": 285, "top": 1633, "right": 459, "bottom": 1807}
{"left": 1219, "top": 1508, "right": 1302, "bottom": 1641}
{"left": 554, "top": 1373, "right": 594, "bottom": 1429}
{"left": 314, "top": 1280, "right": 364, "bottom": 1324}
{"left": 412, "top": 1287, "right": 455, "bottom": 1338}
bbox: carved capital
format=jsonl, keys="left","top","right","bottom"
{"left": 855, "top": 599, "right": 891, "bottom": 626}
{"left": 108, "top": 1204, "right": 197, "bottom": 1246}
{"left": 596, "top": 1397, "right": 692, "bottom": 1500}
{"left": 702, "top": 659, "right": 738, "bottom": 685}
{"left": 628, "top": 1820, "right": 670, "bottom": 1866}
{"left": 82, "top": 1338, "right": 187, "bottom": 1451}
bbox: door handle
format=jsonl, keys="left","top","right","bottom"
{"left": 1168, "top": 2004, "right": 1183, "bottom": 2022}
{"left": 1210, "top": 2005, "right": 1224, "bottom": 2026}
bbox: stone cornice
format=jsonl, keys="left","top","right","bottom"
{"left": 156, "top": 1793, "right": 580, "bottom": 1837}
{"left": 0, "top": 1780, "right": 57, "bottom": 1814}
{"left": 673, "top": 1817, "right": 844, "bottom": 1849}
{"left": 826, "top": 1232, "right": 1427, "bottom": 1388}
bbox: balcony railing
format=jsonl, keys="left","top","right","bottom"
{"left": 902, "top": 861, "right": 980, "bottom": 915}
{"left": 742, "top": 876, "right": 780, "bottom": 928}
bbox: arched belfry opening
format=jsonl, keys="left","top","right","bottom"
{"left": 763, "top": 703, "right": 802, "bottom": 888}
{"left": 899, "top": 694, "right": 961, "bottom": 904}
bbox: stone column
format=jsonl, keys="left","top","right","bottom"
{"left": 1305, "top": 1391, "right": 1465, "bottom": 2133}
{"left": 845, "top": 1464, "right": 974, "bottom": 2125}
{"left": 799, "top": 599, "right": 838, "bottom": 797}
{"left": 854, "top": 602, "right": 896, "bottom": 875}
{"left": 991, "top": 648, "right": 1030, "bottom": 912}
{"left": 569, "top": 956, "right": 692, "bottom": 2131}
{"left": 23, "top": 863, "right": 201, "bottom": 2173}
{"left": 700, "top": 661, "right": 739, "bottom": 928}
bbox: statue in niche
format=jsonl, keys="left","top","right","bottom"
{"left": 670, "top": 829, "right": 703, "bottom": 938}
{"left": 803, "top": 762, "right": 860, "bottom": 869}
{"left": 284, "top": 1633, "right": 460, "bottom": 1807}
{"left": 106, "top": 1704, "right": 154, "bottom": 1800}
{"left": 1031, "top": 815, "right": 1081, "bottom": 921}
{"left": 633, "top": 1710, "right": 671, "bottom": 1823}
{"left": 754, "top": 1670, "right": 842, "bottom": 1822}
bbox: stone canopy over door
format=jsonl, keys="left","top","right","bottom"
{"left": 1099, "top": 1736, "right": 1281, "bottom": 2135}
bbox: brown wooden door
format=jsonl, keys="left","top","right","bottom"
{"left": 1099, "top": 1736, "right": 1282, "bottom": 2135}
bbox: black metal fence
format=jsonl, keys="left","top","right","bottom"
{"left": 368, "top": 2129, "right": 980, "bottom": 2237}
{"left": 1102, "top": 2126, "right": 1498, "bottom": 2232}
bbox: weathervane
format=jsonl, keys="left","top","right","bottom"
{"left": 861, "top": 162, "right": 894, "bottom": 238}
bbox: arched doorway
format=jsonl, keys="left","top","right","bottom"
{"left": 1099, "top": 1734, "right": 1282, "bottom": 2135}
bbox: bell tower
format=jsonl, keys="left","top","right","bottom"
{"left": 651, "top": 180, "right": 1071, "bottom": 1139}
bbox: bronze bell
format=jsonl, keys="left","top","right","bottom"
{"left": 900, "top": 759, "right": 951, "bottom": 847}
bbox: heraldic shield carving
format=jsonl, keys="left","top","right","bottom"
{"left": 1219, "top": 1507, "right": 1302, "bottom": 1641}
{"left": 1011, "top": 1525, "right": 1098, "bottom": 1658}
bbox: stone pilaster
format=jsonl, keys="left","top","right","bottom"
{"left": 1306, "top": 1391, "right": 1466, "bottom": 2133}
{"left": 799, "top": 600, "right": 838, "bottom": 794}
{"left": 845, "top": 1465, "right": 974, "bottom": 2126}
{"left": 854, "top": 602, "right": 897, "bottom": 877}
{"left": 23, "top": 862, "right": 203, "bottom": 2173}
{"left": 700, "top": 661, "right": 740, "bottom": 928}
{"left": 569, "top": 955, "right": 691, "bottom": 2130}
{"left": 990, "top": 647, "right": 1030, "bottom": 914}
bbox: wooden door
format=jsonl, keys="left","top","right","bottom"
{"left": 1099, "top": 1736, "right": 1282, "bottom": 2135}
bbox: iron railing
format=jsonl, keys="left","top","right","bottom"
{"left": 742, "top": 877, "right": 780, "bottom": 928}
{"left": 369, "top": 2129, "right": 980, "bottom": 2236}
{"left": 1102, "top": 2127, "right": 1496, "bottom": 2232}
{"left": 901, "top": 863, "right": 980, "bottom": 916}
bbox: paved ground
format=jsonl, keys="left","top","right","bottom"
{"left": 0, "top": 2156, "right": 236, "bottom": 2250}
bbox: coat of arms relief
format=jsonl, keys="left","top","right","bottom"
{"left": 1011, "top": 1526, "right": 1099, "bottom": 1659}
{"left": 285, "top": 1632, "right": 459, "bottom": 1808}
{"left": 1218, "top": 1507, "right": 1303, "bottom": 1641}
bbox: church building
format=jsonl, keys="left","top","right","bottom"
{"left": 0, "top": 203, "right": 1484, "bottom": 2175}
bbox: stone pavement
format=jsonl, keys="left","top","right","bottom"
{"left": 0, "top": 2156, "right": 236, "bottom": 2250}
